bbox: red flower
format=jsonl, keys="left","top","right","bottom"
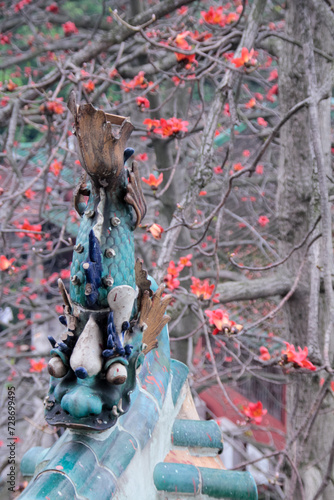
{"left": 245, "top": 98, "right": 256, "bottom": 109}
{"left": 141, "top": 173, "right": 163, "bottom": 189}
{"left": 259, "top": 346, "right": 271, "bottom": 361}
{"left": 205, "top": 308, "right": 242, "bottom": 335}
{"left": 60, "top": 269, "right": 71, "bottom": 280}
{"left": 148, "top": 223, "right": 164, "bottom": 239}
{"left": 0, "top": 255, "right": 15, "bottom": 271}
{"left": 266, "top": 83, "right": 278, "bottom": 102}
{"left": 178, "top": 254, "right": 192, "bottom": 268}
{"left": 136, "top": 96, "right": 150, "bottom": 109}
{"left": 255, "top": 164, "right": 264, "bottom": 175}
{"left": 257, "top": 117, "right": 268, "bottom": 127}
{"left": 164, "top": 274, "right": 180, "bottom": 291}
{"left": 151, "top": 117, "right": 189, "bottom": 137}
{"left": 83, "top": 80, "right": 95, "bottom": 93}
{"left": 268, "top": 68, "right": 278, "bottom": 81}
{"left": 24, "top": 188, "right": 36, "bottom": 200}
{"left": 190, "top": 277, "right": 219, "bottom": 302}
{"left": 14, "top": 0, "right": 31, "bottom": 12}
{"left": 258, "top": 215, "right": 269, "bottom": 227}
{"left": 46, "top": 3, "right": 58, "bottom": 13}
{"left": 40, "top": 99, "right": 65, "bottom": 115}
{"left": 167, "top": 260, "right": 183, "bottom": 278}
{"left": 122, "top": 71, "right": 149, "bottom": 92}
{"left": 233, "top": 162, "right": 244, "bottom": 172}
{"left": 15, "top": 219, "right": 42, "bottom": 241}
{"left": 243, "top": 401, "right": 267, "bottom": 425}
{"left": 201, "top": 6, "right": 225, "bottom": 25}
{"left": 281, "top": 342, "right": 316, "bottom": 371}
{"left": 232, "top": 47, "right": 257, "bottom": 68}
{"left": 62, "top": 21, "right": 78, "bottom": 36}
{"left": 214, "top": 166, "right": 223, "bottom": 174}
{"left": 173, "top": 32, "right": 197, "bottom": 67}
{"left": 143, "top": 118, "right": 160, "bottom": 131}
{"left": 135, "top": 153, "right": 148, "bottom": 162}
{"left": 0, "top": 33, "right": 12, "bottom": 45}
{"left": 7, "top": 80, "right": 18, "bottom": 92}
{"left": 50, "top": 159, "right": 63, "bottom": 176}
{"left": 29, "top": 358, "right": 47, "bottom": 373}
{"left": 177, "top": 6, "right": 188, "bottom": 15}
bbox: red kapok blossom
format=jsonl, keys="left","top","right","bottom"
{"left": 29, "top": 358, "right": 47, "bottom": 373}
{"left": 243, "top": 401, "right": 267, "bottom": 425}
{"left": 257, "top": 117, "right": 268, "bottom": 127}
{"left": 83, "top": 80, "right": 95, "bottom": 93}
{"left": 178, "top": 254, "right": 192, "bottom": 268}
{"left": 24, "top": 188, "right": 36, "bottom": 200}
{"left": 135, "top": 153, "right": 148, "bottom": 162}
{"left": 177, "top": 5, "right": 188, "bottom": 15}
{"left": 232, "top": 47, "right": 257, "bottom": 68}
{"left": 173, "top": 31, "right": 197, "bottom": 67}
{"left": 46, "top": 3, "right": 58, "bottom": 13}
{"left": 62, "top": 21, "right": 78, "bottom": 36}
{"left": 214, "top": 166, "right": 223, "bottom": 174}
{"left": 60, "top": 269, "right": 71, "bottom": 280}
{"left": 0, "top": 33, "right": 12, "bottom": 45}
{"left": 15, "top": 219, "right": 42, "bottom": 241}
{"left": 152, "top": 117, "right": 189, "bottom": 137}
{"left": 259, "top": 346, "right": 271, "bottom": 361}
{"left": 141, "top": 173, "right": 163, "bottom": 189}
{"left": 0, "top": 255, "right": 15, "bottom": 271}
{"left": 245, "top": 98, "right": 256, "bottom": 109}
{"left": 164, "top": 274, "right": 180, "bottom": 291}
{"left": 205, "top": 308, "right": 242, "bottom": 335}
{"left": 50, "top": 159, "right": 63, "bottom": 176}
{"left": 40, "top": 98, "right": 65, "bottom": 115}
{"left": 122, "top": 71, "right": 149, "bottom": 92}
{"left": 7, "top": 80, "right": 18, "bottom": 92}
{"left": 201, "top": 6, "right": 225, "bottom": 25}
{"left": 136, "top": 96, "right": 150, "bottom": 109}
{"left": 143, "top": 118, "right": 160, "bottom": 131}
{"left": 258, "top": 215, "right": 269, "bottom": 227}
{"left": 190, "top": 277, "right": 219, "bottom": 302}
{"left": 148, "top": 223, "right": 164, "bottom": 239}
{"left": 281, "top": 342, "right": 316, "bottom": 371}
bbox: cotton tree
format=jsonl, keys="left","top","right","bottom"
{"left": 0, "top": 1, "right": 334, "bottom": 499}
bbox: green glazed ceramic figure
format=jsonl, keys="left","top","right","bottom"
{"left": 44, "top": 92, "right": 171, "bottom": 431}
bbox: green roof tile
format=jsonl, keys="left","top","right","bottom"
{"left": 154, "top": 463, "right": 258, "bottom": 500}
{"left": 172, "top": 419, "right": 223, "bottom": 453}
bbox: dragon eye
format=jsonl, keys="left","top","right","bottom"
{"left": 106, "top": 362, "right": 127, "bottom": 385}
{"left": 48, "top": 356, "right": 68, "bottom": 378}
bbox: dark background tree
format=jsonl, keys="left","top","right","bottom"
{"left": 0, "top": 1, "right": 333, "bottom": 498}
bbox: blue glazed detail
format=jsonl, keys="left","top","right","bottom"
{"left": 82, "top": 229, "right": 103, "bottom": 307}
{"left": 70, "top": 176, "right": 136, "bottom": 308}
{"left": 124, "top": 147, "right": 134, "bottom": 163}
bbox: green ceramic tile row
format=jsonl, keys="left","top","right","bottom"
{"left": 154, "top": 463, "right": 258, "bottom": 499}
{"left": 172, "top": 419, "right": 223, "bottom": 452}
{"left": 17, "top": 471, "right": 79, "bottom": 499}
{"left": 154, "top": 463, "right": 201, "bottom": 495}
{"left": 170, "top": 359, "right": 189, "bottom": 406}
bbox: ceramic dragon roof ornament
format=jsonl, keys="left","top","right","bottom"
{"left": 44, "top": 91, "right": 172, "bottom": 431}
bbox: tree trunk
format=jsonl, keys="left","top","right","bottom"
{"left": 277, "top": 1, "right": 334, "bottom": 498}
